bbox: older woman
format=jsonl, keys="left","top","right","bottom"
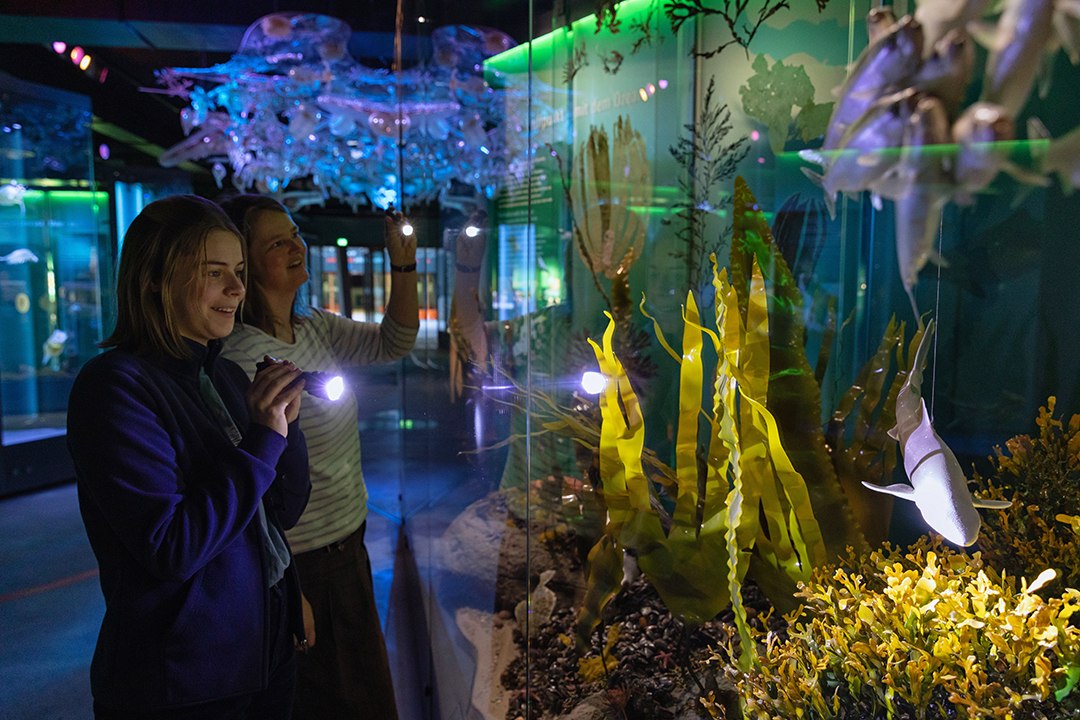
{"left": 219, "top": 195, "right": 418, "bottom": 720}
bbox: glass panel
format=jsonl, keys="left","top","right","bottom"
{"left": 441, "top": 0, "right": 1080, "bottom": 715}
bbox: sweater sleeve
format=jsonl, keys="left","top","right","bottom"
{"left": 217, "top": 356, "right": 311, "bottom": 531}
{"left": 317, "top": 307, "right": 418, "bottom": 366}
{"left": 267, "top": 419, "right": 310, "bottom": 529}
{"left": 68, "top": 358, "right": 287, "bottom": 583}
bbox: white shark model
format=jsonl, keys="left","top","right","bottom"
{"left": 863, "top": 319, "right": 1010, "bottom": 545}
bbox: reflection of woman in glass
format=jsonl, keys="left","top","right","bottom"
{"left": 219, "top": 195, "right": 418, "bottom": 720}
{"left": 68, "top": 195, "right": 311, "bottom": 719}
{"left": 450, "top": 211, "right": 601, "bottom": 530}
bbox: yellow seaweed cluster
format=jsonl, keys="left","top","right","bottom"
{"left": 975, "top": 397, "right": 1080, "bottom": 590}
{"left": 711, "top": 541, "right": 1080, "bottom": 719}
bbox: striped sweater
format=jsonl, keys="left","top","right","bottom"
{"left": 223, "top": 309, "right": 417, "bottom": 553}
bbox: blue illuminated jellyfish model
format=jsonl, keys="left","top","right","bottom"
{"left": 154, "top": 12, "right": 528, "bottom": 210}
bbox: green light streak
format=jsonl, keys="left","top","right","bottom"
{"left": 779, "top": 139, "right": 1051, "bottom": 161}
{"left": 486, "top": 0, "right": 655, "bottom": 75}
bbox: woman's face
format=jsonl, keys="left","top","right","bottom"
{"left": 247, "top": 209, "right": 309, "bottom": 297}
{"left": 175, "top": 230, "right": 246, "bottom": 345}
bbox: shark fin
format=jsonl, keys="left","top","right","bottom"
{"left": 862, "top": 481, "right": 916, "bottom": 500}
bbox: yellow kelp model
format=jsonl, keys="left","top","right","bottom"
{"left": 574, "top": 177, "right": 926, "bottom": 665}
{"left": 580, "top": 258, "right": 824, "bottom": 669}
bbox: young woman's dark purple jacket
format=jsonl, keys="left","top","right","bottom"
{"left": 67, "top": 338, "right": 310, "bottom": 711}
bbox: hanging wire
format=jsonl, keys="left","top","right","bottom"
{"left": 395, "top": 0, "right": 405, "bottom": 210}
{"left": 930, "top": 207, "right": 945, "bottom": 417}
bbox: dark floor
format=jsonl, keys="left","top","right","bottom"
{"left": 0, "top": 348, "right": 492, "bottom": 720}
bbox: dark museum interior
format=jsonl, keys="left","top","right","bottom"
{"left": 4, "top": 1, "right": 1080, "bottom": 719}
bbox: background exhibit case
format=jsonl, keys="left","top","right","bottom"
{"left": 0, "top": 71, "right": 111, "bottom": 496}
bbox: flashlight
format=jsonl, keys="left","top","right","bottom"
{"left": 580, "top": 371, "right": 606, "bottom": 395}
{"left": 464, "top": 225, "right": 480, "bottom": 238}
{"left": 298, "top": 371, "right": 346, "bottom": 401}
{"left": 256, "top": 359, "right": 346, "bottom": 401}
{"left": 385, "top": 205, "right": 414, "bottom": 237}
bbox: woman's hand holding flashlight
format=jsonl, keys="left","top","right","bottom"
{"left": 256, "top": 357, "right": 347, "bottom": 402}
{"left": 249, "top": 356, "right": 305, "bottom": 437}
{"left": 384, "top": 206, "right": 417, "bottom": 272}
{"left": 455, "top": 209, "right": 487, "bottom": 273}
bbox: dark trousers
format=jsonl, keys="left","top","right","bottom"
{"left": 95, "top": 580, "right": 297, "bottom": 720}
{"left": 291, "top": 522, "right": 399, "bottom": 720}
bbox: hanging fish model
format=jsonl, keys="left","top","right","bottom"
{"left": 0, "top": 248, "right": 39, "bottom": 264}
{"left": 0, "top": 182, "right": 27, "bottom": 212}
{"left": 867, "top": 6, "right": 898, "bottom": 46}
{"left": 803, "top": 87, "right": 918, "bottom": 219}
{"left": 876, "top": 94, "right": 953, "bottom": 320}
{"left": 1028, "top": 116, "right": 1080, "bottom": 193}
{"left": 862, "top": 320, "right": 1011, "bottom": 546}
{"left": 914, "top": 0, "right": 992, "bottom": 52}
{"left": 952, "top": 102, "right": 1050, "bottom": 204}
{"left": 822, "top": 15, "right": 924, "bottom": 153}
{"left": 910, "top": 28, "right": 976, "bottom": 118}
{"left": 978, "top": 0, "right": 1056, "bottom": 117}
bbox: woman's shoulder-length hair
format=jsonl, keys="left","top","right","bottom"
{"left": 217, "top": 193, "right": 311, "bottom": 334}
{"left": 101, "top": 194, "right": 245, "bottom": 359}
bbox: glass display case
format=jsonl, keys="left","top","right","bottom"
{"left": 399, "top": 0, "right": 1080, "bottom": 717}
{"left": 0, "top": 72, "right": 111, "bottom": 496}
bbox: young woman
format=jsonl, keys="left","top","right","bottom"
{"left": 218, "top": 195, "right": 418, "bottom": 720}
{"left": 68, "top": 195, "right": 311, "bottom": 719}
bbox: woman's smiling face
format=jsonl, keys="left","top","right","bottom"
{"left": 175, "top": 229, "right": 246, "bottom": 345}
{"left": 247, "top": 209, "right": 309, "bottom": 297}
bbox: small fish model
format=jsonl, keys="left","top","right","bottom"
{"left": 867, "top": 6, "right": 898, "bottom": 46}
{"left": 878, "top": 94, "right": 953, "bottom": 318}
{"left": 0, "top": 182, "right": 27, "bottom": 212}
{"left": 979, "top": 0, "right": 1056, "bottom": 116}
{"left": 910, "top": 28, "right": 976, "bottom": 118}
{"left": 0, "top": 248, "right": 39, "bottom": 264}
{"left": 952, "top": 102, "right": 1049, "bottom": 204}
{"left": 1028, "top": 116, "right": 1080, "bottom": 193}
{"left": 803, "top": 88, "right": 917, "bottom": 218}
{"left": 914, "top": 0, "right": 992, "bottom": 52}
{"left": 863, "top": 320, "right": 1010, "bottom": 546}
{"left": 42, "top": 328, "right": 68, "bottom": 369}
{"left": 823, "top": 15, "right": 924, "bottom": 152}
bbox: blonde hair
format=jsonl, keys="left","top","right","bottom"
{"left": 101, "top": 195, "right": 244, "bottom": 358}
